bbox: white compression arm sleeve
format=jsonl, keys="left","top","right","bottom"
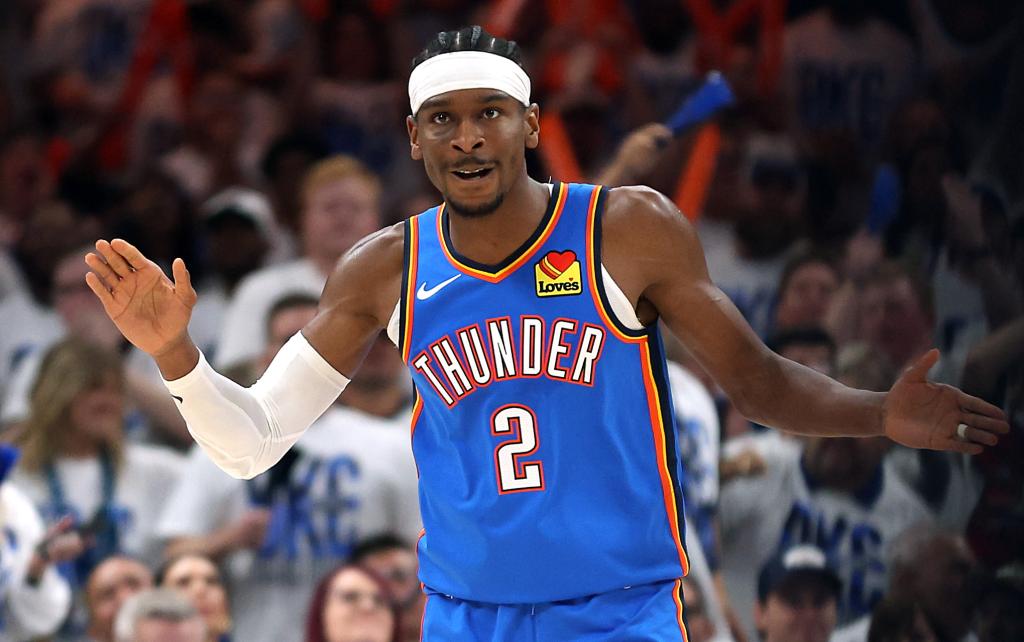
{"left": 163, "top": 332, "right": 349, "bottom": 479}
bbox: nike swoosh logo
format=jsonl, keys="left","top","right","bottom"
{"left": 170, "top": 394, "right": 183, "bottom": 403}
{"left": 416, "top": 274, "right": 461, "bottom": 300}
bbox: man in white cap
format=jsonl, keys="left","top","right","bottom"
{"left": 755, "top": 544, "right": 841, "bottom": 642}
{"left": 84, "top": 25, "right": 1008, "bottom": 641}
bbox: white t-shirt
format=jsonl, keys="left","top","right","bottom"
{"left": 719, "top": 445, "right": 933, "bottom": 641}
{"left": 10, "top": 443, "right": 184, "bottom": 572}
{"left": 157, "top": 405, "right": 421, "bottom": 642}
{"left": 214, "top": 259, "right": 326, "bottom": 369}
{"left": 0, "top": 483, "right": 71, "bottom": 641}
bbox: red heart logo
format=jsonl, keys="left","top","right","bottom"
{"left": 545, "top": 250, "right": 576, "bottom": 275}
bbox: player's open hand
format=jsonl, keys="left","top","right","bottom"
{"left": 883, "top": 349, "right": 1009, "bottom": 455}
{"left": 84, "top": 239, "right": 197, "bottom": 357}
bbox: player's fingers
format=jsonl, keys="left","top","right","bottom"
{"left": 172, "top": 258, "right": 197, "bottom": 304}
{"left": 85, "top": 252, "right": 118, "bottom": 284}
{"left": 95, "top": 239, "right": 135, "bottom": 278}
{"left": 109, "top": 238, "right": 149, "bottom": 271}
{"left": 962, "top": 413, "right": 1009, "bottom": 437}
{"left": 958, "top": 391, "right": 1008, "bottom": 424}
{"left": 84, "top": 272, "right": 114, "bottom": 305}
{"left": 958, "top": 424, "right": 999, "bottom": 447}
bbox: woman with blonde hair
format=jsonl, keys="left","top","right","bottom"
{"left": 10, "top": 338, "right": 182, "bottom": 605}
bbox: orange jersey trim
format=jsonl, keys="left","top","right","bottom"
{"left": 672, "top": 578, "right": 690, "bottom": 641}
{"left": 640, "top": 342, "right": 691, "bottom": 578}
{"left": 401, "top": 217, "right": 420, "bottom": 364}
{"left": 437, "top": 182, "right": 569, "bottom": 283}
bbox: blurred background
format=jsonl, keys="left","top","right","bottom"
{"left": 0, "top": 1, "right": 1021, "bottom": 641}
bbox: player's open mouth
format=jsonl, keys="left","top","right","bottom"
{"left": 451, "top": 167, "right": 494, "bottom": 180}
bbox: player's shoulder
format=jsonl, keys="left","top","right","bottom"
{"left": 600, "top": 185, "right": 702, "bottom": 276}
{"left": 602, "top": 185, "right": 694, "bottom": 239}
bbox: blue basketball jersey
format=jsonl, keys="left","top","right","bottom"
{"left": 400, "top": 182, "right": 690, "bottom": 603}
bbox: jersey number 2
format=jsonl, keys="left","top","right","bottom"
{"left": 491, "top": 404, "right": 545, "bottom": 494}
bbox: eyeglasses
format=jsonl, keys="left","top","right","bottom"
{"left": 331, "top": 589, "right": 389, "bottom": 610}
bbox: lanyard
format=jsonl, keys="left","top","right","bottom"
{"left": 44, "top": 449, "right": 119, "bottom": 585}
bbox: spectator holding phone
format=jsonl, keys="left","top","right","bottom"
{"left": 0, "top": 444, "right": 78, "bottom": 640}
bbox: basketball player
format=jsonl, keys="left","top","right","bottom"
{"left": 84, "top": 27, "right": 1008, "bottom": 641}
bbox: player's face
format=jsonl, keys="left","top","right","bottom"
{"left": 407, "top": 88, "right": 539, "bottom": 218}
{"left": 756, "top": 582, "right": 837, "bottom": 642}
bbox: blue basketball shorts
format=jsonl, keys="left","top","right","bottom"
{"left": 420, "top": 578, "right": 690, "bottom": 641}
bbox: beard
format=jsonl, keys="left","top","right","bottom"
{"left": 444, "top": 189, "right": 506, "bottom": 218}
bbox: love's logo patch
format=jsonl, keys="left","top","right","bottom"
{"left": 535, "top": 250, "right": 582, "bottom": 297}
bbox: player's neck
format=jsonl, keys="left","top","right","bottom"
{"left": 445, "top": 175, "right": 551, "bottom": 266}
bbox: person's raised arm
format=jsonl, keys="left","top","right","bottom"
{"left": 85, "top": 226, "right": 404, "bottom": 477}
{"left": 601, "top": 187, "right": 1008, "bottom": 455}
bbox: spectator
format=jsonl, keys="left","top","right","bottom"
{"left": 157, "top": 553, "right": 233, "bottom": 642}
{"left": 10, "top": 339, "right": 182, "bottom": 591}
{"left": 349, "top": 535, "right": 422, "bottom": 642}
{"left": 304, "top": 564, "right": 399, "bottom": 642}
{"left": 773, "top": 252, "right": 841, "bottom": 333}
{"left": 754, "top": 544, "right": 841, "bottom": 642}
{"left": 859, "top": 262, "right": 939, "bottom": 374}
{"left": 85, "top": 555, "right": 154, "bottom": 642}
{"left": 190, "top": 187, "right": 278, "bottom": 359}
{"left": 215, "top": 155, "right": 382, "bottom": 370}
{"left": 158, "top": 294, "right": 419, "bottom": 642}
{"left": 0, "top": 445, "right": 76, "bottom": 640}
{"left": 114, "top": 588, "right": 207, "bottom": 642}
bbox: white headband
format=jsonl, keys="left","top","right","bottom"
{"left": 408, "top": 51, "right": 531, "bottom": 115}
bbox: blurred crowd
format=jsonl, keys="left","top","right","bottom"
{"left": 0, "top": 0, "right": 1021, "bottom": 641}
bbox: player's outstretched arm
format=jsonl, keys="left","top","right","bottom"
{"left": 85, "top": 227, "right": 403, "bottom": 478}
{"left": 601, "top": 187, "right": 1009, "bottom": 455}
